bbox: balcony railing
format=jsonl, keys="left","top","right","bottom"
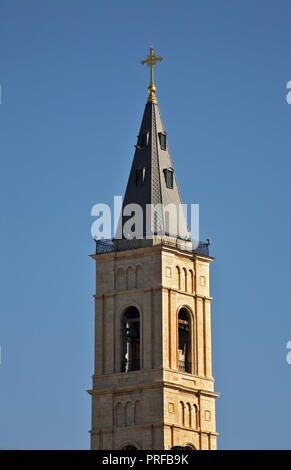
{"left": 95, "top": 239, "right": 114, "bottom": 254}
{"left": 94, "top": 238, "right": 210, "bottom": 257}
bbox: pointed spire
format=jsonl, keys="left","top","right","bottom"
{"left": 116, "top": 50, "right": 190, "bottom": 248}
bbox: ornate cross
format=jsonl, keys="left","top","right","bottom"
{"left": 141, "top": 47, "right": 163, "bottom": 102}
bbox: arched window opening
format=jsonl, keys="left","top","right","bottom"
{"left": 134, "top": 400, "right": 142, "bottom": 425}
{"left": 126, "top": 266, "right": 135, "bottom": 289}
{"left": 125, "top": 401, "right": 133, "bottom": 426}
{"left": 136, "top": 266, "right": 143, "bottom": 288}
{"left": 180, "top": 401, "right": 185, "bottom": 426}
{"left": 121, "top": 445, "right": 138, "bottom": 450}
{"left": 193, "top": 404, "right": 199, "bottom": 429}
{"left": 117, "top": 268, "right": 125, "bottom": 291}
{"left": 178, "top": 308, "right": 192, "bottom": 373}
{"left": 171, "top": 444, "right": 196, "bottom": 450}
{"left": 182, "top": 268, "right": 187, "bottom": 292}
{"left": 176, "top": 266, "right": 181, "bottom": 290}
{"left": 186, "top": 402, "right": 192, "bottom": 428}
{"left": 121, "top": 306, "right": 140, "bottom": 372}
{"left": 180, "top": 268, "right": 185, "bottom": 291}
{"left": 189, "top": 270, "right": 194, "bottom": 293}
{"left": 115, "top": 402, "right": 123, "bottom": 427}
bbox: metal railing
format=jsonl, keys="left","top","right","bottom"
{"left": 94, "top": 238, "right": 210, "bottom": 257}
{"left": 193, "top": 241, "right": 210, "bottom": 256}
{"left": 95, "top": 238, "right": 114, "bottom": 254}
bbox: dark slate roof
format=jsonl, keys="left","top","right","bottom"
{"left": 117, "top": 100, "right": 190, "bottom": 241}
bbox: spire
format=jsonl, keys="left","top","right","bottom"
{"left": 116, "top": 49, "right": 190, "bottom": 246}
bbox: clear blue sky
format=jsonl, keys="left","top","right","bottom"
{"left": 0, "top": 0, "right": 291, "bottom": 450}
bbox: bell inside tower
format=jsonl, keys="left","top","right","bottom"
{"left": 121, "top": 306, "right": 140, "bottom": 372}
{"left": 178, "top": 308, "right": 192, "bottom": 373}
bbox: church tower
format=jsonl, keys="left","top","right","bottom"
{"left": 88, "top": 48, "right": 219, "bottom": 450}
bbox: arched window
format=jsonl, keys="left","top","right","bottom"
{"left": 134, "top": 400, "right": 142, "bottom": 425}
{"left": 136, "top": 266, "right": 143, "bottom": 288}
{"left": 125, "top": 401, "right": 133, "bottom": 426}
{"left": 171, "top": 445, "right": 196, "bottom": 450}
{"left": 121, "top": 444, "right": 138, "bottom": 450}
{"left": 126, "top": 267, "right": 135, "bottom": 289}
{"left": 180, "top": 401, "right": 185, "bottom": 426}
{"left": 186, "top": 402, "right": 192, "bottom": 428}
{"left": 176, "top": 266, "right": 181, "bottom": 290}
{"left": 117, "top": 268, "right": 125, "bottom": 291}
{"left": 178, "top": 308, "right": 192, "bottom": 373}
{"left": 184, "top": 444, "right": 196, "bottom": 450}
{"left": 121, "top": 306, "right": 140, "bottom": 372}
{"left": 189, "top": 269, "right": 194, "bottom": 293}
{"left": 193, "top": 404, "right": 199, "bottom": 429}
{"left": 182, "top": 268, "right": 187, "bottom": 292}
{"left": 180, "top": 268, "right": 185, "bottom": 291}
{"left": 115, "top": 402, "right": 123, "bottom": 427}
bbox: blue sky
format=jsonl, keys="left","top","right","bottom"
{"left": 0, "top": 0, "right": 291, "bottom": 449}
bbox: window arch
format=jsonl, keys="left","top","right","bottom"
{"left": 182, "top": 268, "right": 187, "bottom": 292}
{"left": 115, "top": 402, "right": 123, "bottom": 427}
{"left": 180, "top": 268, "right": 185, "bottom": 291}
{"left": 176, "top": 266, "right": 181, "bottom": 290}
{"left": 125, "top": 401, "right": 133, "bottom": 426}
{"left": 186, "top": 402, "right": 192, "bottom": 428}
{"left": 171, "top": 444, "right": 196, "bottom": 450}
{"left": 178, "top": 307, "right": 192, "bottom": 373}
{"left": 121, "top": 444, "right": 138, "bottom": 450}
{"left": 136, "top": 265, "right": 143, "bottom": 288}
{"left": 121, "top": 306, "right": 140, "bottom": 372}
{"left": 134, "top": 400, "right": 142, "bottom": 425}
{"left": 184, "top": 444, "right": 196, "bottom": 450}
{"left": 126, "top": 266, "right": 135, "bottom": 289}
{"left": 193, "top": 404, "right": 199, "bottom": 429}
{"left": 180, "top": 401, "right": 185, "bottom": 426}
{"left": 189, "top": 269, "right": 194, "bottom": 293}
{"left": 117, "top": 268, "right": 125, "bottom": 291}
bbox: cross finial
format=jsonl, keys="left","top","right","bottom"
{"left": 141, "top": 47, "right": 163, "bottom": 103}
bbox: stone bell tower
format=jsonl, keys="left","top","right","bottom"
{"left": 88, "top": 48, "right": 219, "bottom": 450}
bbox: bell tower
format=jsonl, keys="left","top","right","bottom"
{"left": 88, "top": 49, "right": 219, "bottom": 450}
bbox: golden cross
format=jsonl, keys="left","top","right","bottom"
{"left": 141, "top": 47, "right": 163, "bottom": 102}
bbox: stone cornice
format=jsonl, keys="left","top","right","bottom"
{"left": 89, "top": 422, "right": 163, "bottom": 435}
{"left": 93, "top": 285, "right": 161, "bottom": 299}
{"left": 88, "top": 381, "right": 219, "bottom": 398}
{"left": 164, "top": 423, "right": 218, "bottom": 436}
{"left": 163, "top": 368, "right": 215, "bottom": 383}
{"left": 88, "top": 381, "right": 164, "bottom": 396}
{"left": 162, "top": 381, "right": 220, "bottom": 397}
{"left": 161, "top": 287, "right": 213, "bottom": 301}
{"left": 93, "top": 287, "right": 213, "bottom": 301}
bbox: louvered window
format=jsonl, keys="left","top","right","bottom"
{"left": 163, "top": 169, "right": 173, "bottom": 189}
{"left": 158, "top": 132, "right": 167, "bottom": 150}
